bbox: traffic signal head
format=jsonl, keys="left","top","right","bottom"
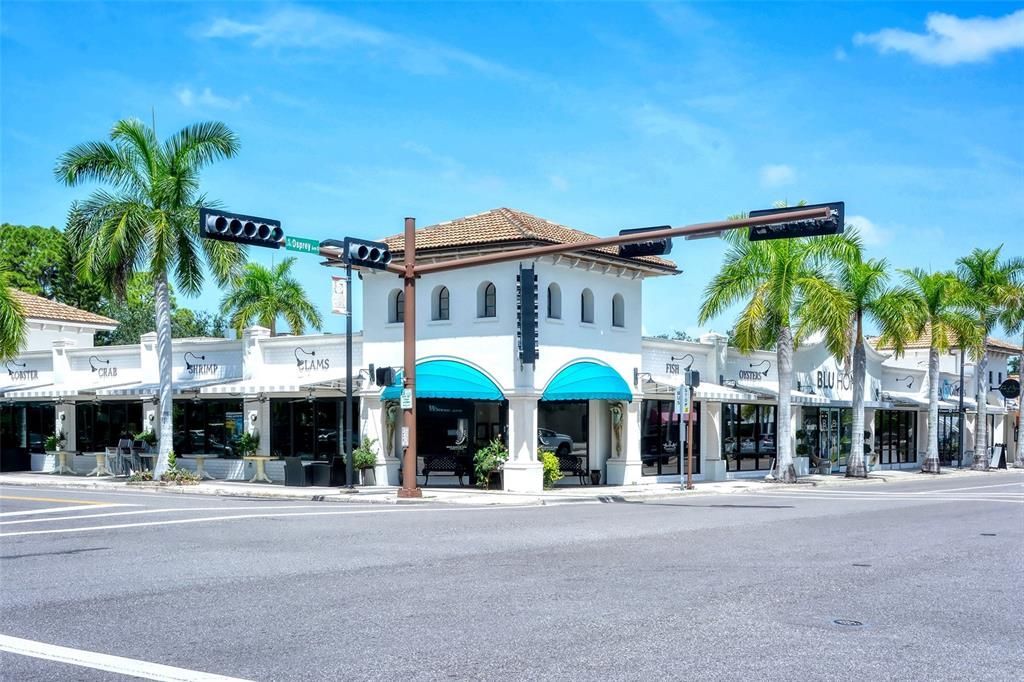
{"left": 344, "top": 237, "right": 392, "bottom": 270}
{"left": 200, "top": 208, "right": 284, "bottom": 249}
{"left": 618, "top": 226, "right": 673, "bottom": 258}
{"left": 747, "top": 202, "right": 844, "bottom": 242}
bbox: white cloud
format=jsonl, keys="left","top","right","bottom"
{"left": 198, "top": 6, "right": 522, "bottom": 79}
{"left": 630, "top": 104, "right": 732, "bottom": 161}
{"left": 549, "top": 175, "right": 569, "bottom": 192}
{"left": 758, "top": 164, "right": 795, "bottom": 188}
{"left": 854, "top": 10, "right": 1024, "bottom": 65}
{"left": 845, "top": 214, "right": 890, "bottom": 247}
{"left": 176, "top": 86, "right": 250, "bottom": 109}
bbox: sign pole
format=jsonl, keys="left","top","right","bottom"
{"left": 686, "top": 386, "right": 694, "bottom": 491}
{"left": 345, "top": 258, "right": 355, "bottom": 489}
{"left": 398, "top": 217, "right": 422, "bottom": 498}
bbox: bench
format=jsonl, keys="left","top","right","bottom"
{"left": 422, "top": 454, "right": 470, "bottom": 486}
{"left": 557, "top": 453, "right": 588, "bottom": 485}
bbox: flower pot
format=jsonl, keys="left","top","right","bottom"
{"left": 590, "top": 470, "right": 601, "bottom": 486}
{"left": 359, "top": 468, "right": 376, "bottom": 486}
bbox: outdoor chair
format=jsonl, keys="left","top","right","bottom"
{"left": 283, "top": 457, "right": 313, "bottom": 486}
{"left": 329, "top": 455, "right": 347, "bottom": 486}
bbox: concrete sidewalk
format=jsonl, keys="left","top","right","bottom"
{"left": 0, "top": 466, "right": 1010, "bottom": 506}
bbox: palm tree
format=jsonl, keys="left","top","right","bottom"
{"left": 56, "top": 118, "right": 244, "bottom": 479}
{"left": 884, "top": 270, "right": 980, "bottom": 474}
{"left": 832, "top": 254, "right": 912, "bottom": 477}
{"left": 220, "top": 258, "right": 323, "bottom": 336}
{"left": 0, "top": 270, "right": 27, "bottom": 361}
{"left": 698, "top": 208, "right": 859, "bottom": 482}
{"left": 955, "top": 247, "right": 1024, "bottom": 470}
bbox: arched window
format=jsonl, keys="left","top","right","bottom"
{"left": 478, "top": 281, "right": 496, "bottom": 318}
{"left": 580, "top": 288, "right": 594, "bottom": 324}
{"left": 432, "top": 286, "right": 450, "bottom": 321}
{"left": 612, "top": 293, "right": 625, "bottom": 328}
{"left": 547, "top": 283, "right": 561, "bottom": 319}
{"left": 389, "top": 289, "right": 404, "bottom": 323}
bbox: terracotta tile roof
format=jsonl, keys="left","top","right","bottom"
{"left": 380, "top": 207, "right": 677, "bottom": 272}
{"left": 9, "top": 289, "right": 118, "bottom": 327}
{"left": 869, "top": 325, "right": 1020, "bottom": 354}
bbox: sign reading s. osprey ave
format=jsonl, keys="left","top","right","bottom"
{"left": 286, "top": 236, "right": 320, "bottom": 254}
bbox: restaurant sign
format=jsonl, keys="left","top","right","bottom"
{"left": 184, "top": 352, "right": 220, "bottom": 378}
{"left": 5, "top": 361, "right": 38, "bottom": 381}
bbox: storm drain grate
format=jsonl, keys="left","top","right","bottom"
{"left": 833, "top": 619, "right": 864, "bottom": 627}
{"left": 852, "top": 563, "right": 871, "bottom": 567}
{"left": 981, "top": 533, "right": 997, "bottom": 537}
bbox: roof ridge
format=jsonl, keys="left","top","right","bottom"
{"left": 496, "top": 207, "right": 537, "bottom": 240}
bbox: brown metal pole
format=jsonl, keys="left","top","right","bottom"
{"left": 686, "top": 388, "right": 694, "bottom": 490}
{"left": 398, "top": 217, "right": 422, "bottom": 498}
{"left": 412, "top": 207, "right": 831, "bottom": 276}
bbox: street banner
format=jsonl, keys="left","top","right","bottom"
{"left": 331, "top": 276, "right": 348, "bottom": 315}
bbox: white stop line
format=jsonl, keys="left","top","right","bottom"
{"left": 0, "top": 633, "right": 251, "bottom": 681}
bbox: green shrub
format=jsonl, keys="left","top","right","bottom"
{"left": 134, "top": 430, "right": 157, "bottom": 446}
{"left": 167, "top": 450, "right": 177, "bottom": 469}
{"left": 353, "top": 436, "right": 378, "bottom": 470}
{"left": 161, "top": 467, "right": 199, "bottom": 485}
{"left": 539, "top": 450, "right": 562, "bottom": 489}
{"left": 44, "top": 431, "right": 66, "bottom": 451}
{"left": 234, "top": 431, "right": 260, "bottom": 458}
{"left": 795, "top": 443, "right": 810, "bottom": 456}
{"left": 473, "top": 438, "right": 509, "bottom": 490}
{"left": 127, "top": 470, "right": 153, "bottom": 482}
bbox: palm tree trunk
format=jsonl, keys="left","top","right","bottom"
{"left": 847, "top": 315, "right": 867, "bottom": 478}
{"left": 1016, "top": 332, "right": 1023, "bottom": 469}
{"left": 152, "top": 270, "right": 174, "bottom": 479}
{"left": 774, "top": 325, "right": 797, "bottom": 482}
{"left": 971, "top": 348, "right": 990, "bottom": 470}
{"left": 922, "top": 344, "right": 941, "bottom": 473}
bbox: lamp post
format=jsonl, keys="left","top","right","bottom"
{"left": 958, "top": 346, "right": 965, "bottom": 469}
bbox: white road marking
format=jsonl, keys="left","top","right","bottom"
{"left": 0, "top": 503, "right": 136, "bottom": 518}
{"left": 754, "top": 493, "right": 1022, "bottom": 504}
{"left": 913, "top": 481, "right": 1024, "bottom": 494}
{"left": 0, "top": 633, "right": 251, "bottom": 681}
{"left": 0, "top": 505, "right": 533, "bottom": 537}
{"left": 0, "top": 504, "right": 374, "bottom": 525}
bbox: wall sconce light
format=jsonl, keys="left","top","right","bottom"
{"left": 633, "top": 368, "right": 654, "bottom": 387}
{"left": 59, "top": 412, "right": 66, "bottom": 421}
{"left": 671, "top": 354, "right": 695, "bottom": 370}
{"left": 749, "top": 360, "right": 771, "bottom": 376}
{"left": 6, "top": 359, "right": 26, "bottom": 377}
{"left": 895, "top": 376, "right": 914, "bottom": 389}
{"left": 295, "top": 347, "right": 316, "bottom": 368}
{"left": 148, "top": 413, "right": 155, "bottom": 424}
{"left": 89, "top": 355, "right": 110, "bottom": 372}
{"left": 184, "top": 352, "right": 206, "bottom": 373}
{"left": 249, "top": 412, "right": 258, "bottom": 423}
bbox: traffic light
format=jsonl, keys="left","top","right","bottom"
{"left": 618, "top": 226, "right": 673, "bottom": 258}
{"left": 747, "top": 202, "right": 844, "bottom": 241}
{"left": 685, "top": 369, "right": 700, "bottom": 388}
{"left": 199, "top": 208, "right": 284, "bottom": 248}
{"left": 517, "top": 266, "right": 539, "bottom": 364}
{"left": 375, "top": 366, "right": 396, "bottom": 387}
{"left": 344, "top": 237, "right": 392, "bottom": 270}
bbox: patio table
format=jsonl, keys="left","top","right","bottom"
{"left": 180, "top": 454, "right": 216, "bottom": 480}
{"left": 242, "top": 455, "right": 277, "bottom": 483}
{"left": 137, "top": 453, "right": 157, "bottom": 472}
{"left": 86, "top": 451, "right": 115, "bottom": 477}
{"left": 49, "top": 451, "right": 75, "bottom": 475}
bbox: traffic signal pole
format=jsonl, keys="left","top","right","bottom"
{"left": 316, "top": 205, "right": 834, "bottom": 499}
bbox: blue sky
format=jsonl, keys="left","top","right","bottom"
{"left": 2, "top": 2, "right": 1022, "bottom": 338}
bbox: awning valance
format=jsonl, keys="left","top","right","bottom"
{"left": 643, "top": 376, "right": 759, "bottom": 402}
{"left": 2, "top": 379, "right": 138, "bottom": 400}
{"left": 381, "top": 360, "right": 504, "bottom": 402}
{"left": 735, "top": 381, "right": 829, "bottom": 406}
{"left": 882, "top": 390, "right": 929, "bottom": 408}
{"left": 201, "top": 370, "right": 351, "bottom": 395}
{"left": 541, "top": 361, "right": 632, "bottom": 402}
{"left": 97, "top": 377, "right": 240, "bottom": 397}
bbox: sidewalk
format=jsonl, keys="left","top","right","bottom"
{"left": 0, "top": 466, "right": 1012, "bottom": 506}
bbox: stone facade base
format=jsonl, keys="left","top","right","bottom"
{"left": 702, "top": 459, "right": 727, "bottom": 481}
{"left": 605, "top": 459, "right": 642, "bottom": 485}
{"left": 502, "top": 461, "right": 543, "bottom": 493}
{"left": 794, "top": 456, "right": 810, "bottom": 477}
{"left": 381, "top": 457, "right": 400, "bottom": 486}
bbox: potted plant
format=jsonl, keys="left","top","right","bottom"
{"left": 352, "top": 436, "right": 379, "bottom": 485}
{"left": 473, "top": 438, "right": 508, "bottom": 490}
{"left": 44, "top": 430, "right": 66, "bottom": 454}
{"left": 235, "top": 431, "right": 259, "bottom": 459}
{"left": 134, "top": 430, "right": 158, "bottom": 450}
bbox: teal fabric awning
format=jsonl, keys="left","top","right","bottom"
{"left": 381, "top": 360, "right": 504, "bottom": 401}
{"left": 541, "top": 361, "right": 632, "bottom": 402}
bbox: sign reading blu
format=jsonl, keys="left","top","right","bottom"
{"left": 817, "top": 370, "right": 835, "bottom": 389}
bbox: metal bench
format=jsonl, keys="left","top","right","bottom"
{"left": 422, "top": 454, "right": 470, "bottom": 486}
{"left": 557, "top": 453, "right": 588, "bottom": 485}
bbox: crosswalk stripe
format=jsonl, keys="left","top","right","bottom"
{"left": 0, "top": 633, "right": 251, "bottom": 682}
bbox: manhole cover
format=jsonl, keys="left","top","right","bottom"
{"left": 833, "top": 619, "right": 863, "bottom": 627}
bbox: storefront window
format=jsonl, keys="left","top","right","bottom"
{"left": 874, "top": 410, "right": 916, "bottom": 465}
{"left": 269, "top": 398, "right": 359, "bottom": 460}
{"left": 171, "top": 399, "right": 244, "bottom": 456}
{"left": 417, "top": 399, "right": 507, "bottom": 484}
{"left": 76, "top": 402, "right": 143, "bottom": 453}
{"left": 800, "top": 408, "right": 852, "bottom": 469}
{"left": 937, "top": 411, "right": 959, "bottom": 464}
{"left": 538, "top": 401, "right": 589, "bottom": 470}
{"left": 722, "top": 403, "right": 775, "bottom": 471}
{"left": 641, "top": 400, "right": 700, "bottom": 476}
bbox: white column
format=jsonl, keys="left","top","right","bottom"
{"left": 245, "top": 398, "right": 271, "bottom": 455}
{"left": 361, "top": 392, "right": 393, "bottom": 486}
{"left": 54, "top": 404, "right": 71, "bottom": 451}
{"left": 702, "top": 402, "right": 726, "bottom": 481}
{"left": 503, "top": 392, "right": 542, "bottom": 492}
{"left": 589, "top": 399, "right": 610, "bottom": 480}
{"left": 606, "top": 398, "right": 642, "bottom": 485}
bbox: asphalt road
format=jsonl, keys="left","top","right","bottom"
{"left": 1, "top": 472, "right": 1022, "bottom": 681}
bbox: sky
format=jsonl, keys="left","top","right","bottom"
{"left": 2, "top": 1, "right": 1022, "bottom": 339}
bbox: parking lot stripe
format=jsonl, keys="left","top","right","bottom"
{"left": 0, "top": 633, "right": 251, "bottom": 681}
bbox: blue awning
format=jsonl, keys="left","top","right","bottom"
{"left": 541, "top": 361, "right": 632, "bottom": 402}
{"left": 381, "top": 360, "right": 504, "bottom": 401}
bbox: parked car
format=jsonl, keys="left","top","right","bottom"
{"left": 538, "top": 428, "right": 573, "bottom": 456}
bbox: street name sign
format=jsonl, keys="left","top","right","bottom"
{"left": 286, "top": 236, "right": 320, "bottom": 254}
